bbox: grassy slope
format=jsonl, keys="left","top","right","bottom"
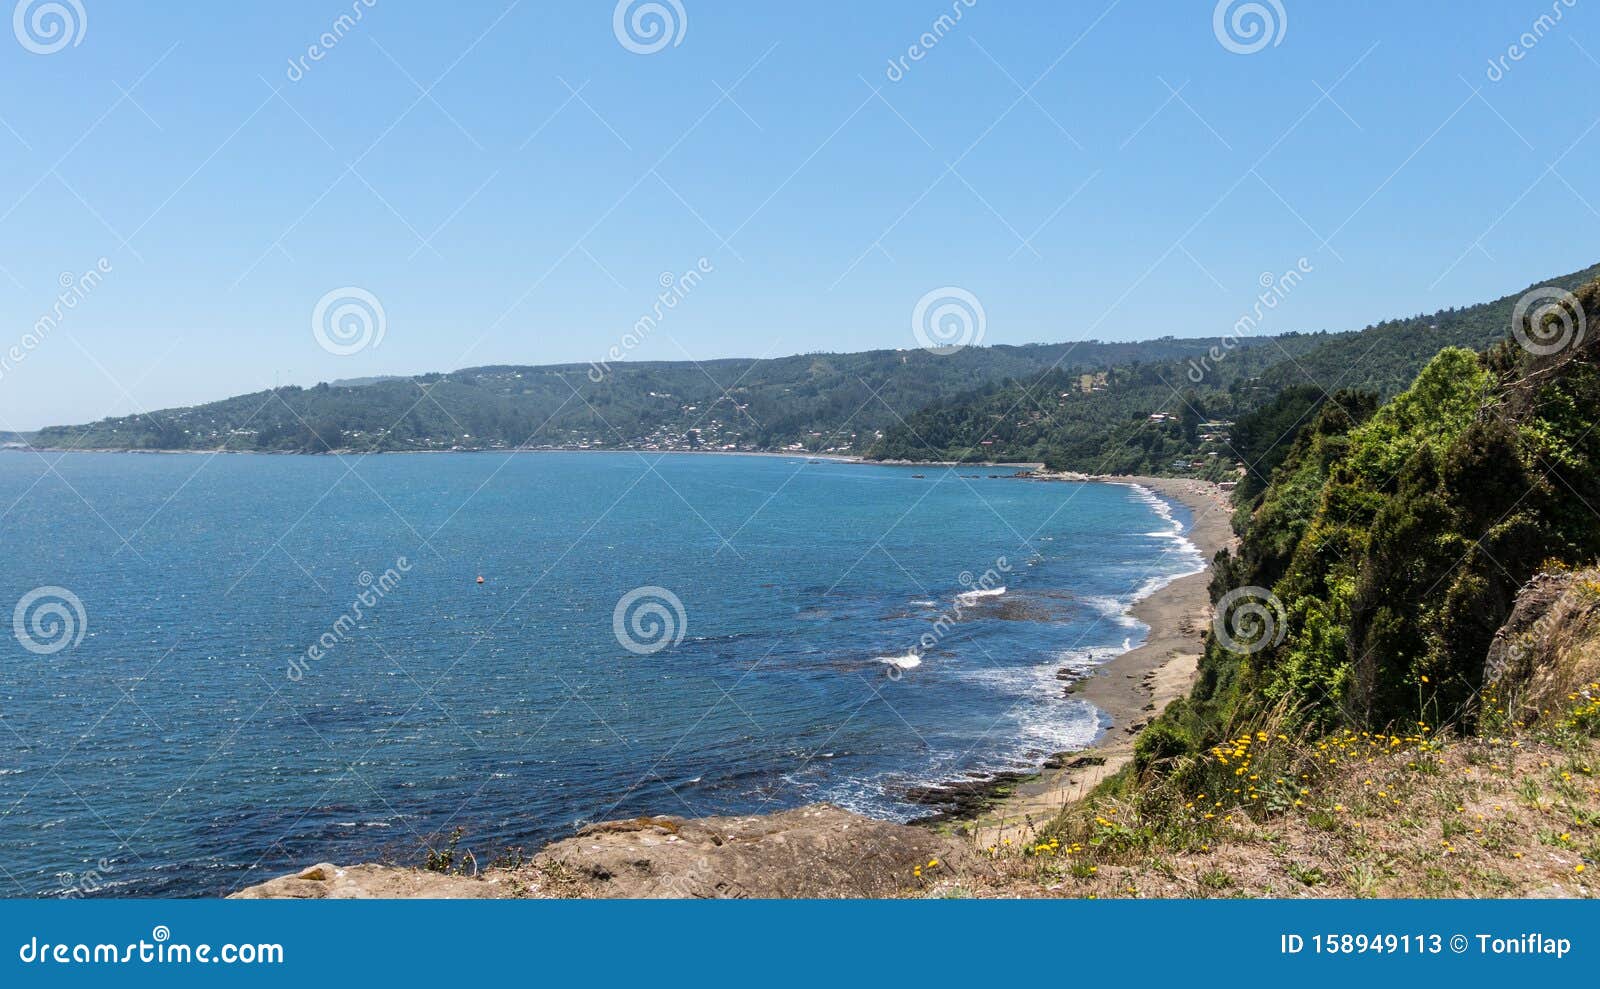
{"left": 930, "top": 696, "right": 1599, "bottom": 898}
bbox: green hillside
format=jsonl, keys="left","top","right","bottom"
{"left": 24, "top": 262, "right": 1600, "bottom": 473}
{"left": 1145, "top": 273, "right": 1600, "bottom": 778}
{"left": 867, "top": 262, "right": 1600, "bottom": 477}
{"left": 864, "top": 334, "right": 1328, "bottom": 476}
{"left": 26, "top": 338, "right": 1292, "bottom": 455}
{"left": 1252, "top": 261, "right": 1600, "bottom": 397}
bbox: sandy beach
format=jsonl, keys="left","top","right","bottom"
{"left": 967, "top": 475, "right": 1238, "bottom": 849}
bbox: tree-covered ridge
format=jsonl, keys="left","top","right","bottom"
{"left": 26, "top": 337, "right": 1286, "bottom": 455}
{"left": 1154, "top": 275, "right": 1600, "bottom": 779}
{"left": 1251, "top": 260, "right": 1600, "bottom": 400}
{"left": 866, "top": 262, "right": 1600, "bottom": 477}
{"left": 22, "top": 261, "right": 1600, "bottom": 473}
{"left": 863, "top": 333, "right": 1335, "bottom": 476}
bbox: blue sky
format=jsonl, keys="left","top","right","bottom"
{"left": 1, "top": 0, "right": 1597, "bottom": 427}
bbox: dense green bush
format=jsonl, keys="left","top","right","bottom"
{"left": 1141, "top": 276, "right": 1600, "bottom": 781}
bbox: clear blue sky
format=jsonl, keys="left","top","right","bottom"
{"left": 2, "top": 0, "right": 1597, "bottom": 428}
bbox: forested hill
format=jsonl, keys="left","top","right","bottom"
{"left": 1251, "top": 260, "right": 1600, "bottom": 397}
{"left": 21, "top": 261, "right": 1600, "bottom": 464}
{"left": 26, "top": 337, "right": 1309, "bottom": 454}
{"left": 866, "top": 261, "right": 1600, "bottom": 475}
{"left": 1135, "top": 270, "right": 1600, "bottom": 786}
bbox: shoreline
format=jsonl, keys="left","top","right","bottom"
{"left": 230, "top": 472, "right": 1243, "bottom": 898}
{"left": 0, "top": 445, "right": 1046, "bottom": 471}
{"left": 35, "top": 452, "right": 1238, "bottom": 894}
{"left": 958, "top": 475, "right": 1237, "bottom": 849}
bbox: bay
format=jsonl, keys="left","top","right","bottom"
{"left": 0, "top": 451, "right": 1199, "bottom": 896}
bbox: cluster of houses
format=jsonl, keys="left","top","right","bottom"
{"left": 1154, "top": 416, "right": 1238, "bottom": 474}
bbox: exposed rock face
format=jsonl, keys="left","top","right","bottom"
{"left": 228, "top": 862, "right": 513, "bottom": 899}
{"left": 230, "top": 804, "right": 982, "bottom": 899}
{"left": 1486, "top": 569, "right": 1600, "bottom": 718}
{"left": 525, "top": 804, "right": 979, "bottom": 898}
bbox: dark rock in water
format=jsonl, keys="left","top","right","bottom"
{"left": 903, "top": 771, "right": 1030, "bottom": 824}
{"left": 987, "top": 598, "right": 1055, "bottom": 622}
{"left": 1040, "top": 752, "right": 1106, "bottom": 771}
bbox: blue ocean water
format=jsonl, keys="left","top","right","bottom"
{"left": 0, "top": 452, "right": 1200, "bottom": 897}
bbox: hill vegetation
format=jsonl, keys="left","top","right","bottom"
{"left": 1098, "top": 274, "right": 1600, "bottom": 853}
{"left": 27, "top": 338, "right": 1283, "bottom": 456}
{"left": 24, "top": 262, "right": 1600, "bottom": 475}
{"left": 939, "top": 274, "right": 1600, "bottom": 899}
{"left": 863, "top": 336, "right": 1322, "bottom": 476}
{"left": 867, "top": 262, "right": 1600, "bottom": 476}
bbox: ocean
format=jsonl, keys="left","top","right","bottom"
{"left": 0, "top": 451, "right": 1200, "bottom": 896}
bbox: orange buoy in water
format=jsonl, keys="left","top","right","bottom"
{"left": 476, "top": 576, "right": 485, "bottom": 584}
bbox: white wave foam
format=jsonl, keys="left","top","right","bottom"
{"left": 956, "top": 586, "right": 1005, "bottom": 604}
{"left": 1132, "top": 484, "right": 1204, "bottom": 550}
{"left": 1082, "top": 594, "right": 1142, "bottom": 629}
{"left": 957, "top": 646, "right": 1118, "bottom": 693}
{"left": 1131, "top": 565, "right": 1203, "bottom": 605}
{"left": 1107, "top": 483, "right": 1207, "bottom": 602}
{"left": 877, "top": 652, "right": 922, "bottom": 670}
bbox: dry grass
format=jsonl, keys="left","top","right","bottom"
{"left": 927, "top": 686, "right": 1600, "bottom": 899}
